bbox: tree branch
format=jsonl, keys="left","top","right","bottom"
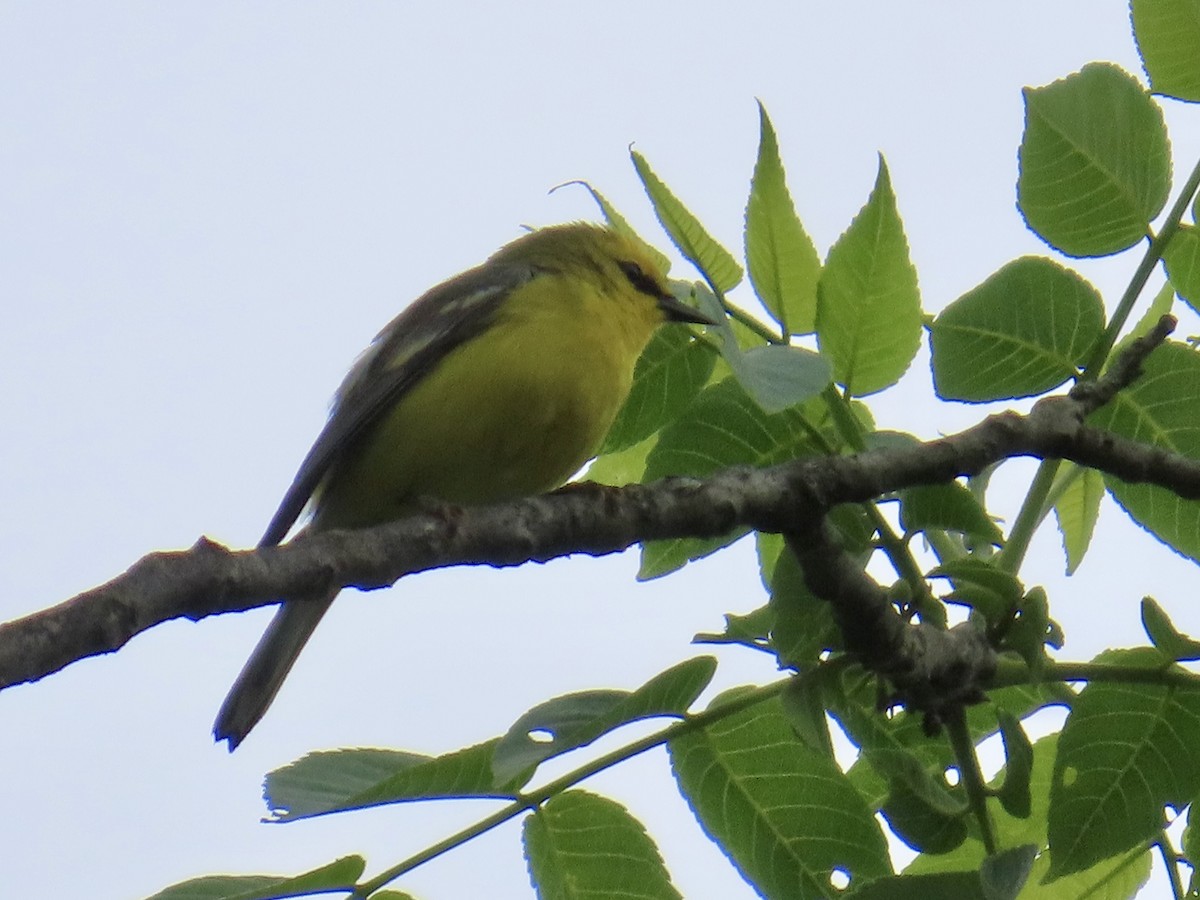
{"left": 1, "top": 317, "right": 1187, "bottom": 707}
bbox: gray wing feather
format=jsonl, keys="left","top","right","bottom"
{"left": 258, "top": 260, "right": 538, "bottom": 547}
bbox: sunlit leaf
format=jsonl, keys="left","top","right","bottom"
{"left": 1018, "top": 63, "right": 1169, "bottom": 257}
{"left": 1047, "top": 648, "right": 1200, "bottom": 877}
{"left": 524, "top": 791, "right": 682, "bottom": 900}
{"left": 745, "top": 101, "right": 821, "bottom": 334}
{"left": 1088, "top": 340, "right": 1200, "bottom": 562}
{"left": 670, "top": 691, "right": 891, "bottom": 897}
{"left": 491, "top": 657, "right": 715, "bottom": 784}
{"left": 817, "top": 156, "right": 922, "bottom": 396}
{"left": 1132, "top": 0, "right": 1200, "bottom": 101}
{"left": 1052, "top": 465, "right": 1104, "bottom": 574}
{"left": 930, "top": 257, "right": 1105, "bottom": 401}
{"left": 631, "top": 150, "right": 743, "bottom": 292}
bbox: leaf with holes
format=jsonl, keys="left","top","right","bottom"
{"left": 264, "top": 742, "right": 516, "bottom": 822}
{"left": 491, "top": 657, "right": 716, "bottom": 785}
{"left": 906, "top": 734, "right": 1154, "bottom": 896}
{"left": 1047, "top": 648, "right": 1200, "bottom": 878}
{"left": 670, "top": 690, "right": 891, "bottom": 897}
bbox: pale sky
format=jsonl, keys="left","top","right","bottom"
{"left": 2, "top": 3, "right": 1195, "bottom": 898}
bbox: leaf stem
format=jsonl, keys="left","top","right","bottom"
{"left": 992, "top": 657, "right": 1200, "bottom": 689}
{"left": 1155, "top": 827, "right": 1186, "bottom": 900}
{"left": 351, "top": 678, "right": 791, "bottom": 897}
{"left": 1082, "top": 152, "right": 1200, "bottom": 379}
{"left": 945, "top": 707, "right": 996, "bottom": 855}
{"left": 1075, "top": 837, "right": 1157, "bottom": 899}
{"left": 995, "top": 460, "right": 1060, "bottom": 574}
{"left": 721, "top": 292, "right": 785, "bottom": 344}
{"left": 998, "top": 152, "right": 1200, "bottom": 575}
{"left": 814, "top": 385, "right": 944, "bottom": 624}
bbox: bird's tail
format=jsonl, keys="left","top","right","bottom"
{"left": 213, "top": 595, "right": 335, "bottom": 750}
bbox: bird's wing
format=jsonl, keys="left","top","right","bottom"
{"left": 258, "top": 260, "right": 538, "bottom": 547}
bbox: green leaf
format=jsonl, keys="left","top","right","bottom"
{"left": 929, "top": 558, "right": 1023, "bottom": 625}
{"left": 1185, "top": 804, "right": 1200, "bottom": 896}
{"left": 1051, "top": 465, "right": 1104, "bottom": 574}
{"left": 264, "top": 741, "right": 516, "bottom": 822}
{"left": 585, "top": 431, "right": 657, "bottom": 487}
{"left": 565, "top": 180, "right": 672, "bottom": 275}
{"left": 631, "top": 150, "right": 743, "bottom": 293}
{"left": 524, "top": 790, "right": 682, "bottom": 900}
{"left": 600, "top": 324, "right": 718, "bottom": 453}
{"left": 929, "top": 257, "right": 1105, "bottom": 402}
{"left": 817, "top": 155, "right": 923, "bottom": 396}
{"left": 1141, "top": 595, "right": 1200, "bottom": 661}
{"left": 1110, "top": 279, "right": 1175, "bottom": 364}
{"left": 693, "top": 603, "right": 774, "bottom": 651}
{"left": 638, "top": 533, "right": 746, "bottom": 582}
{"left": 1004, "top": 587, "right": 1058, "bottom": 671}
{"left": 879, "top": 775, "right": 970, "bottom": 855}
{"left": 873, "top": 748, "right": 964, "bottom": 825}
{"left": 639, "top": 377, "right": 837, "bottom": 577}
{"left": 143, "top": 857, "right": 366, "bottom": 900}
{"left": 727, "top": 344, "right": 832, "bottom": 414}
{"left": 907, "top": 735, "right": 1154, "bottom": 897}
{"left": 995, "top": 711, "right": 1034, "bottom": 819}
{"left": 745, "top": 100, "right": 821, "bottom": 334}
{"left": 1088, "top": 340, "right": 1200, "bottom": 562}
{"left": 781, "top": 673, "right": 836, "bottom": 758}
{"left": 768, "top": 541, "right": 841, "bottom": 669}
{"left": 491, "top": 657, "right": 716, "bottom": 785}
{"left": 695, "top": 282, "right": 832, "bottom": 413}
{"left": 851, "top": 872, "right": 990, "bottom": 899}
{"left": 979, "top": 846, "right": 1039, "bottom": 900}
{"left": 1165, "top": 223, "right": 1200, "bottom": 314}
{"left": 1132, "top": 0, "right": 1200, "bottom": 102}
{"left": 837, "top": 692, "right": 955, "bottom": 808}
{"left": 1018, "top": 62, "right": 1170, "bottom": 257}
{"left": 828, "top": 680, "right": 974, "bottom": 857}
{"left": 1047, "top": 648, "right": 1200, "bottom": 878}
{"left": 851, "top": 846, "right": 1037, "bottom": 900}
{"left": 670, "top": 690, "right": 891, "bottom": 897}
{"left": 756, "top": 530, "right": 788, "bottom": 587}
{"left": 898, "top": 482, "right": 1004, "bottom": 546}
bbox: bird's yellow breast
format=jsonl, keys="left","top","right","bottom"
{"left": 312, "top": 267, "right": 662, "bottom": 529}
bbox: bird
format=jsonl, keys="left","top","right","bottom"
{"left": 213, "top": 222, "right": 716, "bottom": 749}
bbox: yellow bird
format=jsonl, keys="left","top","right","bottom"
{"left": 214, "top": 222, "right": 715, "bottom": 749}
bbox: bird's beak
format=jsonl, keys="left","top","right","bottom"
{"left": 658, "top": 293, "right": 720, "bottom": 326}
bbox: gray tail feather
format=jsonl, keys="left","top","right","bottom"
{"left": 213, "top": 595, "right": 335, "bottom": 750}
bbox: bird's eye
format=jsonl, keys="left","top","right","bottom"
{"left": 617, "top": 260, "right": 664, "bottom": 298}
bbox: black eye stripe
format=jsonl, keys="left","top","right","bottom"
{"left": 618, "top": 260, "right": 665, "bottom": 298}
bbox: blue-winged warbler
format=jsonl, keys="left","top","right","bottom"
{"left": 214, "top": 223, "right": 715, "bottom": 748}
